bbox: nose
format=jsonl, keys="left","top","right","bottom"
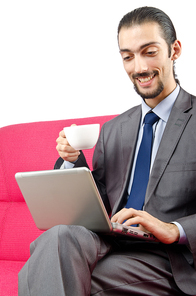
{"left": 134, "top": 55, "right": 148, "bottom": 74}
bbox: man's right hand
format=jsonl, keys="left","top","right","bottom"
{"left": 56, "top": 129, "right": 80, "bottom": 163}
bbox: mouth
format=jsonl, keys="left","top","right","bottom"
{"left": 137, "top": 74, "right": 155, "bottom": 84}
{"left": 132, "top": 71, "right": 158, "bottom": 87}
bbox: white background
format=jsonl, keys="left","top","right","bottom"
{"left": 0, "top": 1, "right": 194, "bottom": 127}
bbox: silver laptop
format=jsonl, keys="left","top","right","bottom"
{"left": 15, "top": 167, "right": 155, "bottom": 241}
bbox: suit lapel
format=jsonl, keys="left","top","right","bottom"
{"left": 145, "top": 88, "right": 193, "bottom": 205}
{"left": 112, "top": 106, "right": 141, "bottom": 215}
{"left": 121, "top": 107, "right": 141, "bottom": 171}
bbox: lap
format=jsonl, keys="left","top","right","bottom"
{"left": 24, "top": 226, "right": 187, "bottom": 296}
{"left": 91, "top": 242, "right": 188, "bottom": 296}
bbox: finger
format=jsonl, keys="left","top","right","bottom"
{"left": 111, "top": 209, "right": 127, "bottom": 222}
{"left": 56, "top": 131, "right": 67, "bottom": 146}
{"left": 123, "top": 216, "right": 141, "bottom": 226}
{"left": 57, "top": 146, "right": 80, "bottom": 162}
{"left": 123, "top": 210, "right": 153, "bottom": 227}
{"left": 111, "top": 208, "right": 138, "bottom": 224}
{"left": 56, "top": 140, "right": 79, "bottom": 154}
{"left": 61, "top": 152, "right": 80, "bottom": 162}
{"left": 56, "top": 126, "right": 80, "bottom": 162}
{"left": 59, "top": 130, "right": 66, "bottom": 138}
{"left": 56, "top": 136, "right": 66, "bottom": 145}
{"left": 117, "top": 208, "right": 138, "bottom": 224}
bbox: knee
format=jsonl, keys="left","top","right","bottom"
{"left": 57, "top": 225, "right": 102, "bottom": 260}
{"left": 57, "top": 225, "right": 94, "bottom": 247}
{"left": 33, "top": 225, "right": 87, "bottom": 245}
{"left": 30, "top": 225, "right": 61, "bottom": 254}
{"left": 30, "top": 225, "right": 96, "bottom": 256}
{"left": 39, "top": 225, "right": 93, "bottom": 248}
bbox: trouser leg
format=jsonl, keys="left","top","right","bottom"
{"left": 91, "top": 244, "right": 188, "bottom": 296}
{"left": 18, "top": 225, "right": 111, "bottom": 296}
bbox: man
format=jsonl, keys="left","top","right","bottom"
{"left": 19, "top": 6, "right": 196, "bottom": 296}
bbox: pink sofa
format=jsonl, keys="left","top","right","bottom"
{"left": 0, "top": 115, "right": 116, "bottom": 295}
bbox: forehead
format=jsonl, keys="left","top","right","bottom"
{"left": 118, "top": 22, "right": 167, "bottom": 52}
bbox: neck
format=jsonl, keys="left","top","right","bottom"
{"left": 145, "top": 82, "right": 177, "bottom": 108}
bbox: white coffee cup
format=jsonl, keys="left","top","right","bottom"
{"left": 63, "top": 124, "right": 100, "bottom": 150}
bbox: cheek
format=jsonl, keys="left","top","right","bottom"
{"left": 149, "top": 54, "right": 169, "bottom": 74}
{"left": 123, "top": 62, "right": 134, "bottom": 77}
{"left": 147, "top": 57, "right": 160, "bottom": 70}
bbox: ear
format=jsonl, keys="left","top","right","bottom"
{"left": 171, "top": 40, "right": 182, "bottom": 61}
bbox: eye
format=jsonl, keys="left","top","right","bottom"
{"left": 146, "top": 50, "right": 158, "bottom": 57}
{"left": 123, "top": 55, "right": 134, "bottom": 62}
{"left": 148, "top": 51, "right": 156, "bottom": 54}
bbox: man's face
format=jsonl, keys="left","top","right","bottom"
{"left": 118, "top": 22, "right": 179, "bottom": 106}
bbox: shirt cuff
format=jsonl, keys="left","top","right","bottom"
{"left": 60, "top": 160, "right": 75, "bottom": 169}
{"left": 172, "top": 221, "right": 188, "bottom": 245}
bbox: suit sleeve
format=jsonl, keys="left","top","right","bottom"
{"left": 176, "top": 214, "right": 196, "bottom": 269}
{"left": 92, "top": 125, "right": 112, "bottom": 215}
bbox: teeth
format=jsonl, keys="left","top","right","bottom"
{"left": 138, "top": 75, "right": 154, "bottom": 83}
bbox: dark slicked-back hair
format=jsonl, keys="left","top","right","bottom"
{"left": 118, "top": 7, "right": 179, "bottom": 84}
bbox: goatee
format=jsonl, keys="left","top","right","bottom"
{"left": 133, "top": 71, "right": 164, "bottom": 99}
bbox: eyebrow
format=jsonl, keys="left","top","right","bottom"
{"left": 120, "top": 42, "right": 160, "bottom": 53}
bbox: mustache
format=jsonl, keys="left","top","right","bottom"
{"left": 132, "top": 70, "right": 159, "bottom": 80}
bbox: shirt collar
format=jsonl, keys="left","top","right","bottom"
{"left": 141, "top": 84, "right": 180, "bottom": 124}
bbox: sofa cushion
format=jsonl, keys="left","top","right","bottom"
{"left": 0, "top": 201, "right": 43, "bottom": 261}
{"left": 0, "top": 260, "right": 25, "bottom": 295}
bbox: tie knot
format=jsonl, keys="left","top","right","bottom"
{"left": 144, "top": 112, "right": 159, "bottom": 126}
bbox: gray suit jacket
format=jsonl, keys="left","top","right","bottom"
{"left": 55, "top": 87, "right": 196, "bottom": 295}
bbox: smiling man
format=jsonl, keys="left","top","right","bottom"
{"left": 19, "top": 7, "right": 196, "bottom": 296}
{"left": 119, "top": 21, "right": 181, "bottom": 106}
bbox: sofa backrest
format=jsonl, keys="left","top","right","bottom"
{"left": 0, "top": 115, "right": 117, "bottom": 262}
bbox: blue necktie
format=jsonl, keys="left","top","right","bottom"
{"left": 125, "top": 112, "right": 159, "bottom": 211}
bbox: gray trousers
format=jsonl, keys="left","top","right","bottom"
{"left": 18, "top": 225, "right": 187, "bottom": 296}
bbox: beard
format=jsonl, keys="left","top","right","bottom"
{"left": 132, "top": 71, "right": 164, "bottom": 99}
